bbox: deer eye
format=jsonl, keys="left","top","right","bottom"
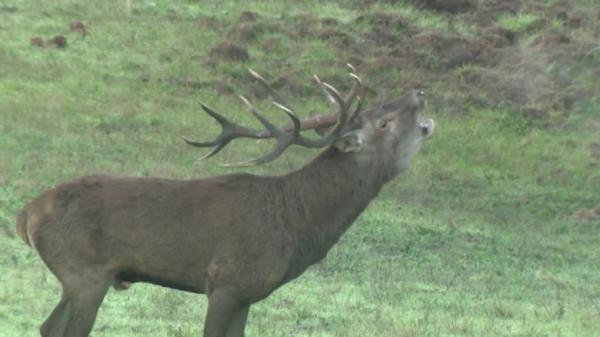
{"left": 377, "top": 119, "right": 389, "bottom": 129}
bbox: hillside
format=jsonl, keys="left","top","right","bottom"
{"left": 0, "top": 1, "right": 598, "bottom": 336}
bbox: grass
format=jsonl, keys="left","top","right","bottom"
{"left": 1, "top": 0, "right": 599, "bottom": 336}
{"left": 499, "top": 12, "right": 541, "bottom": 33}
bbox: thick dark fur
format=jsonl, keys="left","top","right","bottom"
{"left": 17, "top": 90, "right": 433, "bottom": 337}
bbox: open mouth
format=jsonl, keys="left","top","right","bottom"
{"left": 420, "top": 119, "right": 434, "bottom": 137}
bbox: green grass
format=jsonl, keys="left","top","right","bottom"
{"left": 1, "top": 1, "right": 599, "bottom": 336}
{"left": 499, "top": 12, "right": 541, "bottom": 32}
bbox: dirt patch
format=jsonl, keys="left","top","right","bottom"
{"left": 355, "top": 12, "right": 414, "bottom": 47}
{"left": 412, "top": 0, "right": 476, "bottom": 13}
{"left": 570, "top": 206, "right": 600, "bottom": 222}
{"left": 30, "top": 35, "right": 67, "bottom": 48}
{"left": 201, "top": 1, "right": 599, "bottom": 124}
{"left": 481, "top": 26, "right": 516, "bottom": 48}
{"left": 69, "top": 21, "right": 86, "bottom": 37}
{"left": 208, "top": 42, "right": 249, "bottom": 62}
{"left": 239, "top": 10, "right": 260, "bottom": 22}
{"left": 391, "top": 31, "right": 494, "bottom": 70}
{"left": 318, "top": 28, "right": 354, "bottom": 46}
{"left": 261, "top": 37, "right": 281, "bottom": 53}
{"left": 483, "top": 0, "right": 523, "bottom": 15}
{"left": 469, "top": 0, "right": 523, "bottom": 26}
{"left": 30, "top": 37, "right": 45, "bottom": 47}
{"left": 321, "top": 17, "right": 339, "bottom": 26}
{"left": 530, "top": 33, "right": 570, "bottom": 48}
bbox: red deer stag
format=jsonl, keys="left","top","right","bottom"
{"left": 16, "top": 65, "right": 434, "bottom": 337}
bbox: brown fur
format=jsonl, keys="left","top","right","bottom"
{"left": 16, "top": 210, "right": 29, "bottom": 246}
{"left": 17, "top": 90, "right": 433, "bottom": 337}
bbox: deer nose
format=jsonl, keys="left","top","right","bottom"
{"left": 420, "top": 119, "right": 434, "bottom": 137}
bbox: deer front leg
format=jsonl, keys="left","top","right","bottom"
{"left": 203, "top": 289, "right": 244, "bottom": 337}
{"left": 225, "top": 304, "right": 250, "bottom": 337}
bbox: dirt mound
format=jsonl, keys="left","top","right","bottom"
{"left": 413, "top": 0, "right": 476, "bottom": 13}
{"left": 200, "top": 0, "right": 600, "bottom": 124}
{"left": 31, "top": 35, "right": 67, "bottom": 48}
{"left": 355, "top": 12, "right": 415, "bottom": 46}
{"left": 208, "top": 42, "right": 249, "bottom": 62}
{"left": 403, "top": 31, "right": 494, "bottom": 69}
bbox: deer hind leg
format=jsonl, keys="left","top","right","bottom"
{"left": 40, "top": 293, "right": 69, "bottom": 337}
{"left": 40, "top": 269, "right": 110, "bottom": 337}
{"left": 203, "top": 289, "right": 246, "bottom": 337}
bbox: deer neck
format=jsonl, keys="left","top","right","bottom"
{"left": 280, "top": 147, "right": 394, "bottom": 262}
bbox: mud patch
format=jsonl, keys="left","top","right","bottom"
{"left": 208, "top": 42, "right": 249, "bottom": 62}
{"left": 30, "top": 35, "right": 67, "bottom": 48}
{"left": 392, "top": 31, "right": 494, "bottom": 70}
{"left": 413, "top": 0, "right": 476, "bottom": 13}
{"left": 202, "top": 1, "right": 599, "bottom": 125}
{"left": 480, "top": 26, "right": 516, "bottom": 48}
{"left": 318, "top": 28, "right": 354, "bottom": 46}
{"left": 530, "top": 33, "right": 570, "bottom": 48}
{"left": 355, "top": 12, "right": 414, "bottom": 47}
{"left": 69, "top": 21, "right": 86, "bottom": 37}
{"left": 239, "top": 10, "right": 260, "bottom": 22}
{"left": 570, "top": 206, "right": 600, "bottom": 222}
{"left": 469, "top": 0, "right": 524, "bottom": 26}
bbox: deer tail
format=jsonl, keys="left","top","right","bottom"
{"left": 16, "top": 209, "right": 31, "bottom": 246}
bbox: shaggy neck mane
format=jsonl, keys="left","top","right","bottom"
{"left": 275, "top": 147, "right": 395, "bottom": 274}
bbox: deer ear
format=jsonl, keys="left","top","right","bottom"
{"left": 334, "top": 133, "right": 365, "bottom": 153}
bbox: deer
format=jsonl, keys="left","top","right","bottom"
{"left": 15, "top": 65, "right": 434, "bottom": 337}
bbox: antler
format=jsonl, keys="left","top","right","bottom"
{"left": 183, "top": 65, "right": 364, "bottom": 167}
{"left": 273, "top": 63, "right": 364, "bottom": 134}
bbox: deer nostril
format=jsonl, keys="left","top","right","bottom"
{"left": 420, "top": 119, "right": 434, "bottom": 137}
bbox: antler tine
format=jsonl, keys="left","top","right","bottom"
{"left": 271, "top": 101, "right": 302, "bottom": 134}
{"left": 344, "top": 72, "right": 363, "bottom": 113}
{"left": 249, "top": 68, "right": 290, "bottom": 108}
{"left": 347, "top": 96, "right": 363, "bottom": 125}
{"left": 182, "top": 103, "right": 271, "bottom": 161}
{"left": 305, "top": 69, "right": 364, "bottom": 132}
{"left": 184, "top": 104, "right": 234, "bottom": 146}
{"left": 239, "top": 95, "right": 283, "bottom": 138}
{"left": 346, "top": 73, "right": 364, "bottom": 126}
{"left": 293, "top": 82, "right": 351, "bottom": 148}
{"left": 219, "top": 95, "right": 302, "bottom": 167}
{"left": 348, "top": 72, "right": 363, "bottom": 95}
{"left": 314, "top": 74, "right": 338, "bottom": 109}
{"left": 322, "top": 82, "right": 350, "bottom": 128}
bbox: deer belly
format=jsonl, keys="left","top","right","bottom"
{"left": 115, "top": 265, "right": 207, "bottom": 293}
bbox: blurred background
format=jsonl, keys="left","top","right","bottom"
{"left": 0, "top": 0, "right": 598, "bottom": 336}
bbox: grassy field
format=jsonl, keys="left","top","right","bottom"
{"left": 1, "top": 0, "right": 599, "bottom": 336}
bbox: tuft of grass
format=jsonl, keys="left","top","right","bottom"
{"left": 499, "top": 12, "right": 541, "bottom": 32}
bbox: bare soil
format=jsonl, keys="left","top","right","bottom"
{"left": 199, "top": 0, "right": 600, "bottom": 124}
